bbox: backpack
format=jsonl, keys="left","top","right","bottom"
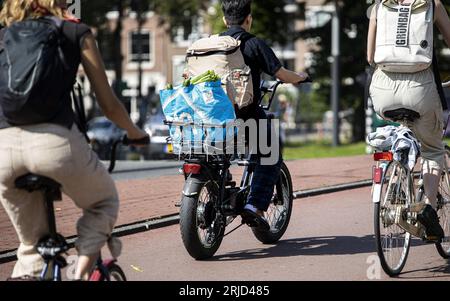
{"left": 374, "top": 0, "right": 434, "bottom": 73}
{"left": 0, "top": 17, "right": 72, "bottom": 125}
{"left": 186, "top": 34, "right": 253, "bottom": 109}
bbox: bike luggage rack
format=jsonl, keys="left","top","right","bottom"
{"left": 164, "top": 120, "right": 248, "bottom": 162}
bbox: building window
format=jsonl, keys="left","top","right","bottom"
{"left": 129, "top": 31, "right": 152, "bottom": 63}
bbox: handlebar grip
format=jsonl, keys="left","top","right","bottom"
{"left": 122, "top": 135, "right": 150, "bottom": 146}
{"left": 299, "top": 76, "right": 313, "bottom": 84}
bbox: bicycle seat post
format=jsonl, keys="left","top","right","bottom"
{"left": 44, "top": 188, "right": 60, "bottom": 240}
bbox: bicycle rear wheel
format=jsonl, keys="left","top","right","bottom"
{"left": 374, "top": 161, "right": 412, "bottom": 277}
{"left": 436, "top": 146, "right": 450, "bottom": 258}
{"left": 252, "top": 162, "right": 293, "bottom": 244}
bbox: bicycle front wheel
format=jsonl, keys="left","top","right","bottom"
{"left": 436, "top": 146, "right": 450, "bottom": 258}
{"left": 107, "top": 264, "right": 127, "bottom": 281}
{"left": 252, "top": 162, "right": 293, "bottom": 244}
{"left": 374, "top": 161, "right": 412, "bottom": 277}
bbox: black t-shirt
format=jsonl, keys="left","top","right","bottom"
{"left": 220, "top": 26, "right": 282, "bottom": 120}
{"left": 0, "top": 18, "right": 92, "bottom": 129}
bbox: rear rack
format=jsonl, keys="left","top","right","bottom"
{"left": 164, "top": 120, "right": 248, "bottom": 161}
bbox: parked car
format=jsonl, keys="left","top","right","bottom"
{"left": 143, "top": 112, "right": 172, "bottom": 159}
{"left": 87, "top": 117, "right": 125, "bottom": 160}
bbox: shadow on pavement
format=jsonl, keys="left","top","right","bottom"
{"left": 211, "top": 235, "right": 377, "bottom": 261}
{"left": 396, "top": 261, "right": 450, "bottom": 279}
{"left": 212, "top": 235, "right": 430, "bottom": 262}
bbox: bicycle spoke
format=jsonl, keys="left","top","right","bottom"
{"left": 437, "top": 158, "right": 450, "bottom": 255}
{"left": 377, "top": 162, "right": 410, "bottom": 273}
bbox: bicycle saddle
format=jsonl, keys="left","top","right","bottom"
{"left": 384, "top": 109, "right": 420, "bottom": 122}
{"left": 15, "top": 174, "right": 61, "bottom": 193}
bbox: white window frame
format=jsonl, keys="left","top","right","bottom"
{"left": 127, "top": 30, "right": 155, "bottom": 70}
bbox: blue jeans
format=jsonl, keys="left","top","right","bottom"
{"left": 245, "top": 112, "right": 283, "bottom": 211}
{"left": 247, "top": 155, "right": 282, "bottom": 211}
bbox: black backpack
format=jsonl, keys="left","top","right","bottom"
{"left": 0, "top": 17, "right": 72, "bottom": 125}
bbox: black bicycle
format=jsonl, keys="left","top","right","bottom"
{"left": 168, "top": 80, "right": 309, "bottom": 260}
{"left": 14, "top": 135, "right": 149, "bottom": 281}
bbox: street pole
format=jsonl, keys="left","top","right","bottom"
{"left": 136, "top": 1, "right": 144, "bottom": 127}
{"left": 331, "top": 0, "right": 341, "bottom": 147}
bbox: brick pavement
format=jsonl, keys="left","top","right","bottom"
{"left": 0, "top": 155, "right": 372, "bottom": 252}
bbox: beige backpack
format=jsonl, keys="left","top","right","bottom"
{"left": 186, "top": 34, "right": 253, "bottom": 109}
{"left": 374, "top": 1, "right": 434, "bottom": 73}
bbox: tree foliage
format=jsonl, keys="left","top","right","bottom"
{"left": 207, "top": 0, "right": 298, "bottom": 46}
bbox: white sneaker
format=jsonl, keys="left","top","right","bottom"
{"left": 244, "top": 204, "right": 258, "bottom": 213}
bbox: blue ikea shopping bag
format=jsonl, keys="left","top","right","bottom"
{"left": 191, "top": 81, "right": 236, "bottom": 145}
{"left": 160, "top": 80, "right": 236, "bottom": 153}
{"left": 159, "top": 85, "right": 195, "bottom": 150}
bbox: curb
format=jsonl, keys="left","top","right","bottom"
{"left": 0, "top": 180, "right": 372, "bottom": 264}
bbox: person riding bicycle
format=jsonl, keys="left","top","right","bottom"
{"left": 367, "top": 0, "right": 450, "bottom": 241}
{"left": 219, "top": 0, "right": 309, "bottom": 229}
{"left": 0, "top": 0, "right": 148, "bottom": 280}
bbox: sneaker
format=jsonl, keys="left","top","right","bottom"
{"left": 417, "top": 204, "right": 445, "bottom": 242}
{"left": 241, "top": 204, "right": 270, "bottom": 231}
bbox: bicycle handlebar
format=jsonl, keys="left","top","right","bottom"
{"left": 108, "top": 135, "right": 150, "bottom": 173}
{"left": 259, "top": 77, "right": 312, "bottom": 111}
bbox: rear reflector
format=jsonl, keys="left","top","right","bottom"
{"left": 373, "top": 152, "right": 393, "bottom": 161}
{"left": 183, "top": 164, "right": 202, "bottom": 174}
{"left": 373, "top": 167, "right": 383, "bottom": 184}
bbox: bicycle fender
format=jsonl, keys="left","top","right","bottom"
{"left": 182, "top": 175, "right": 207, "bottom": 197}
{"left": 372, "top": 163, "right": 387, "bottom": 203}
{"left": 372, "top": 184, "right": 382, "bottom": 203}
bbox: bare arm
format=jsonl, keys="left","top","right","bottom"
{"left": 435, "top": 0, "right": 450, "bottom": 49}
{"left": 80, "top": 33, "right": 147, "bottom": 140}
{"left": 275, "top": 67, "right": 309, "bottom": 84}
{"left": 367, "top": 5, "right": 377, "bottom": 65}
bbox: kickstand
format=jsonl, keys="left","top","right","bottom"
{"left": 210, "top": 223, "right": 244, "bottom": 245}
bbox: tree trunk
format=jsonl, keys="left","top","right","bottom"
{"left": 112, "top": 0, "right": 124, "bottom": 83}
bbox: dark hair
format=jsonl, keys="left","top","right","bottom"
{"left": 221, "top": 0, "right": 252, "bottom": 26}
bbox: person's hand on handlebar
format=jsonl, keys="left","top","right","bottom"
{"left": 296, "top": 71, "right": 311, "bottom": 83}
{"left": 275, "top": 67, "right": 311, "bottom": 86}
{"left": 125, "top": 127, "right": 150, "bottom": 146}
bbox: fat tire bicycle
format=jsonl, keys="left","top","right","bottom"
{"left": 167, "top": 80, "right": 310, "bottom": 260}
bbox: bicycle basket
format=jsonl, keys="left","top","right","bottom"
{"left": 165, "top": 120, "right": 241, "bottom": 156}
{"left": 160, "top": 80, "right": 238, "bottom": 156}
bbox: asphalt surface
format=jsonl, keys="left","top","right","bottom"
{"left": 2, "top": 186, "right": 448, "bottom": 281}
{"left": 2, "top": 156, "right": 449, "bottom": 281}
{"left": 115, "top": 187, "right": 450, "bottom": 281}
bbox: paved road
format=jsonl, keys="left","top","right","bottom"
{"left": 116, "top": 187, "right": 450, "bottom": 281}
{"left": 0, "top": 156, "right": 372, "bottom": 253}
{"left": 2, "top": 186, "right": 448, "bottom": 280}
